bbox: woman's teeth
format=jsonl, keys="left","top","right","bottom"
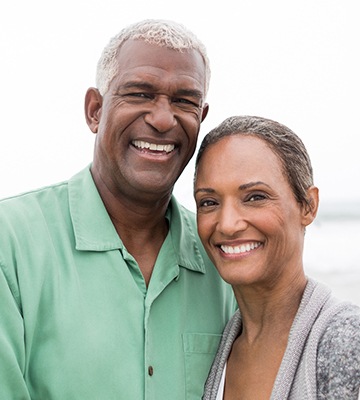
{"left": 220, "top": 242, "right": 261, "bottom": 254}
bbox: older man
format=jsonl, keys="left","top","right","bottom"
{"left": 0, "top": 19, "right": 235, "bottom": 399}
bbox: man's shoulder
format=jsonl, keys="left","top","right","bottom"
{"left": 0, "top": 180, "right": 68, "bottom": 205}
{"left": 0, "top": 166, "right": 93, "bottom": 220}
{"left": 1, "top": 180, "right": 67, "bottom": 201}
{"left": 0, "top": 180, "right": 70, "bottom": 229}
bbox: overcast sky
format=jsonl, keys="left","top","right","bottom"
{"left": 1, "top": 0, "right": 359, "bottom": 213}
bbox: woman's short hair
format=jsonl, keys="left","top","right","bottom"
{"left": 195, "top": 115, "right": 314, "bottom": 208}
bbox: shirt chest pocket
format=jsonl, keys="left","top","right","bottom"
{"left": 183, "top": 333, "right": 222, "bottom": 400}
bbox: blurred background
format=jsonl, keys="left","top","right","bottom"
{"left": 1, "top": 0, "right": 359, "bottom": 303}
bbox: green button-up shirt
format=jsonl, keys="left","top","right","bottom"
{"left": 0, "top": 166, "right": 236, "bottom": 400}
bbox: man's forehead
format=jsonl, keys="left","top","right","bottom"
{"left": 112, "top": 42, "right": 206, "bottom": 94}
{"left": 116, "top": 40, "right": 205, "bottom": 77}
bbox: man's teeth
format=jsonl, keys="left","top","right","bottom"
{"left": 221, "top": 242, "right": 261, "bottom": 254}
{"left": 133, "top": 140, "right": 175, "bottom": 153}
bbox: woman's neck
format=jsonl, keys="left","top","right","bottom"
{"left": 233, "top": 272, "right": 307, "bottom": 343}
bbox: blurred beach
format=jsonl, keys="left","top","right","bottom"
{"left": 303, "top": 202, "right": 360, "bottom": 305}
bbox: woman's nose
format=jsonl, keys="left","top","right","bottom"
{"left": 217, "top": 205, "right": 248, "bottom": 237}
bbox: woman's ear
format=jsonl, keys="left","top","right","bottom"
{"left": 302, "top": 185, "right": 319, "bottom": 227}
{"left": 84, "top": 87, "right": 103, "bottom": 133}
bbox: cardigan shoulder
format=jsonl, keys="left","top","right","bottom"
{"left": 317, "top": 303, "right": 360, "bottom": 399}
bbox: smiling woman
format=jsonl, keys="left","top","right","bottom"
{"left": 194, "top": 115, "right": 360, "bottom": 400}
{"left": 194, "top": 118, "right": 316, "bottom": 288}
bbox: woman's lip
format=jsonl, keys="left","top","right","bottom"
{"left": 219, "top": 241, "right": 262, "bottom": 255}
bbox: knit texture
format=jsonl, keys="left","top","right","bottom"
{"left": 202, "top": 278, "right": 360, "bottom": 399}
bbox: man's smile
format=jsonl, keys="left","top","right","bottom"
{"left": 132, "top": 140, "right": 175, "bottom": 154}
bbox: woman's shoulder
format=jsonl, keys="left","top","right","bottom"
{"left": 317, "top": 302, "right": 360, "bottom": 399}
{"left": 322, "top": 302, "right": 360, "bottom": 340}
{"left": 319, "top": 302, "right": 360, "bottom": 357}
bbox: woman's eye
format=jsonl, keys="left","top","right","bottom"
{"left": 198, "top": 199, "right": 217, "bottom": 208}
{"left": 248, "top": 193, "right": 266, "bottom": 202}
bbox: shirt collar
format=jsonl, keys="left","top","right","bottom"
{"left": 68, "top": 165, "right": 122, "bottom": 251}
{"left": 68, "top": 165, "right": 205, "bottom": 273}
{"left": 167, "top": 197, "right": 205, "bottom": 274}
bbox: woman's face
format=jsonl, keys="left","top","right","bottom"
{"left": 194, "top": 135, "right": 316, "bottom": 288}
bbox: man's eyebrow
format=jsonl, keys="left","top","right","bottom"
{"left": 175, "top": 89, "right": 203, "bottom": 99}
{"left": 121, "top": 81, "right": 155, "bottom": 91}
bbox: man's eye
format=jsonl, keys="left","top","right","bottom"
{"left": 121, "top": 92, "right": 154, "bottom": 101}
{"left": 128, "top": 93, "right": 151, "bottom": 98}
{"left": 173, "top": 98, "right": 199, "bottom": 107}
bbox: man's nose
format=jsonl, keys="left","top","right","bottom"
{"left": 143, "top": 96, "right": 177, "bottom": 133}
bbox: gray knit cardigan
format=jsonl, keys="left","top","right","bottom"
{"left": 202, "top": 278, "right": 360, "bottom": 399}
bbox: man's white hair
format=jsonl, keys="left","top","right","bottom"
{"left": 96, "top": 19, "right": 210, "bottom": 97}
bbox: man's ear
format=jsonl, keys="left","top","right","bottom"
{"left": 84, "top": 88, "right": 103, "bottom": 133}
{"left": 201, "top": 103, "right": 209, "bottom": 122}
{"left": 302, "top": 185, "right": 319, "bottom": 227}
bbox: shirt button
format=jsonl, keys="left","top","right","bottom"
{"left": 148, "top": 366, "right": 154, "bottom": 376}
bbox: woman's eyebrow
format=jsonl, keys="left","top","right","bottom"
{"left": 194, "top": 187, "right": 215, "bottom": 195}
{"left": 239, "top": 181, "right": 271, "bottom": 190}
{"left": 194, "top": 182, "right": 272, "bottom": 196}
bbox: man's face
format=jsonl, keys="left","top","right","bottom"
{"left": 88, "top": 39, "right": 208, "bottom": 200}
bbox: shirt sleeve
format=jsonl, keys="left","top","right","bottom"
{"left": 317, "top": 305, "right": 360, "bottom": 399}
{"left": 0, "top": 263, "right": 31, "bottom": 400}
